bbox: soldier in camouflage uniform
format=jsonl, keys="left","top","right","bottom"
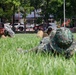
{"left": 0, "top": 22, "right": 15, "bottom": 38}
{"left": 17, "top": 27, "right": 76, "bottom": 58}
{"left": 4, "top": 23, "right": 15, "bottom": 37}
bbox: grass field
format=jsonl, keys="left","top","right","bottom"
{"left": 0, "top": 33, "right": 76, "bottom": 75}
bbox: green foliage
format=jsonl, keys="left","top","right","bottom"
{"left": 0, "top": 8, "right": 3, "bottom": 17}
{"left": 0, "top": 0, "right": 76, "bottom": 22}
{"left": 30, "top": 0, "right": 42, "bottom": 9}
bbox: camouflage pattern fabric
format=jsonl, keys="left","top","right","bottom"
{"left": 4, "top": 24, "right": 15, "bottom": 37}
{"left": 51, "top": 27, "right": 75, "bottom": 58}
{"left": 37, "top": 37, "right": 51, "bottom": 52}
{"left": 51, "top": 27, "right": 73, "bottom": 53}
{"left": 37, "top": 30, "right": 56, "bottom": 53}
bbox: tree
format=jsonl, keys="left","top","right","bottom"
{"left": 0, "top": 0, "right": 76, "bottom": 23}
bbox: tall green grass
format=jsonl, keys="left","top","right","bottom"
{"left": 0, "top": 34, "right": 76, "bottom": 75}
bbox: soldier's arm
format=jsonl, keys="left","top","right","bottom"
{"left": 17, "top": 46, "right": 38, "bottom": 54}
{"left": 17, "top": 36, "right": 50, "bottom": 54}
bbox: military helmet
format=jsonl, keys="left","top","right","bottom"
{"left": 51, "top": 27, "right": 73, "bottom": 53}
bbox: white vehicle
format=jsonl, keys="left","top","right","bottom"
{"left": 14, "top": 23, "right": 24, "bottom": 31}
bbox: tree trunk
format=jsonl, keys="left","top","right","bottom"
{"left": 12, "top": 4, "right": 15, "bottom": 32}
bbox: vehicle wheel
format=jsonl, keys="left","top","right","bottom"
{"left": 18, "top": 27, "right": 24, "bottom": 31}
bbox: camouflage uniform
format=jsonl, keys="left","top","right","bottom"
{"left": 0, "top": 22, "right": 15, "bottom": 37}
{"left": 37, "top": 29, "right": 56, "bottom": 52}
{"left": 4, "top": 24, "right": 15, "bottom": 37}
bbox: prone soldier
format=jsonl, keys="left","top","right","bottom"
{"left": 17, "top": 27, "right": 76, "bottom": 59}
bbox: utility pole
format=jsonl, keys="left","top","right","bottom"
{"left": 63, "top": 0, "right": 65, "bottom": 28}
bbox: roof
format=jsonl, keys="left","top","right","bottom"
{"left": 14, "top": 13, "right": 23, "bottom": 20}
{"left": 26, "top": 12, "right": 41, "bottom": 19}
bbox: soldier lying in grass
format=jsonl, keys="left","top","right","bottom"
{"left": 17, "top": 27, "right": 76, "bottom": 59}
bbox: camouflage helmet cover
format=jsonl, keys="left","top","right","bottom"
{"left": 51, "top": 27, "right": 73, "bottom": 53}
